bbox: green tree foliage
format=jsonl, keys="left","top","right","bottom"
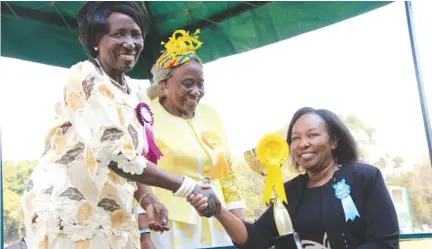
{"left": 392, "top": 156, "right": 405, "bottom": 168}
{"left": 339, "top": 114, "right": 376, "bottom": 161}
{"left": 2, "top": 160, "right": 36, "bottom": 242}
{"left": 341, "top": 115, "right": 431, "bottom": 231}
{"left": 340, "top": 114, "right": 376, "bottom": 142}
{"left": 388, "top": 157, "right": 432, "bottom": 228}
{"left": 374, "top": 153, "right": 391, "bottom": 170}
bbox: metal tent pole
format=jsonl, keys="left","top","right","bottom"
{"left": 404, "top": 1, "right": 432, "bottom": 166}
{"left": 1, "top": 127, "right": 4, "bottom": 247}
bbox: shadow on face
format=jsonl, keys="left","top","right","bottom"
{"left": 160, "top": 59, "right": 204, "bottom": 118}
{"left": 97, "top": 12, "right": 144, "bottom": 75}
{"left": 290, "top": 113, "right": 338, "bottom": 172}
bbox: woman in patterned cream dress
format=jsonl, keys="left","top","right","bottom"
{"left": 139, "top": 30, "right": 247, "bottom": 249}
{"left": 21, "top": 2, "right": 220, "bottom": 249}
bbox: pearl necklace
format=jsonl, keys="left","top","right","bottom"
{"left": 94, "top": 58, "right": 127, "bottom": 91}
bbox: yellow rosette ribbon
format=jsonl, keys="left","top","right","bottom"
{"left": 256, "top": 133, "right": 289, "bottom": 204}
{"left": 201, "top": 131, "right": 230, "bottom": 179}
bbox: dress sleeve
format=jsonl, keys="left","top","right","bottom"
{"left": 235, "top": 205, "right": 279, "bottom": 249}
{"left": 64, "top": 62, "right": 147, "bottom": 175}
{"left": 358, "top": 169, "right": 399, "bottom": 249}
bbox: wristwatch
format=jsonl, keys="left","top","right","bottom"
{"left": 139, "top": 227, "right": 151, "bottom": 236}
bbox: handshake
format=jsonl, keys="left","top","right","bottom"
{"left": 187, "top": 184, "right": 221, "bottom": 217}
{"left": 144, "top": 183, "right": 222, "bottom": 233}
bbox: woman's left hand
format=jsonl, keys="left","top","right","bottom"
{"left": 145, "top": 201, "right": 170, "bottom": 232}
{"left": 136, "top": 184, "right": 170, "bottom": 232}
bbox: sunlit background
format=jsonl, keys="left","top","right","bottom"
{"left": 1, "top": 1, "right": 431, "bottom": 247}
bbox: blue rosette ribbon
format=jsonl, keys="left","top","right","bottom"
{"left": 333, "top": 179, "right": 360, "bottom": 222}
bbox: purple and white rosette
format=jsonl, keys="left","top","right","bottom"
{"left": 136, "top": 103, "right": 163, "bottom": 164}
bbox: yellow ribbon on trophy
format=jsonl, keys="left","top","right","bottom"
{"left": 202, "top": 131, "right": 230, "bottom": 179}
{"left": 256, "top": 133, "right": 289, "bottom": 204}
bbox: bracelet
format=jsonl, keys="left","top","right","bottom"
{"left": 173, "top": 176, "right": 197, "bottom": 198}
{"left": 138, "top": 192, "right": 151, "bottom": 207}
{"left": 139, "top": 227, "right": 151, "bottom": 236}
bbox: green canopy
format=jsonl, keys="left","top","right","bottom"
{"left": 1, "top": 1, "right": 391, "bottom": 79}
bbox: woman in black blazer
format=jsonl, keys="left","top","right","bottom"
{"left": 189, "top": 107, "right": 400, "bottom": 249}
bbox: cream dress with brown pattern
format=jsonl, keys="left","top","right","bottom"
{"left": 21, "top": 60, "right": 150, "bottom": 249}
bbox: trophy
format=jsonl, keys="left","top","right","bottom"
{"left": 244, "top": 133, "right": 302, "bottom": 249}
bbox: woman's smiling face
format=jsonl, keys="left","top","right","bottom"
{"left": 291, "top": 113, "right": 338, "bottom": 172}
{"left": 97, "top": 12, "right": 144, "bottom": 74}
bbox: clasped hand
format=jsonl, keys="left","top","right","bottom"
{"left": 144, "top": 184, "right": 220, "bottom": 234}
{"left": 187, "top": 184, "right": 221, "bottom": 217}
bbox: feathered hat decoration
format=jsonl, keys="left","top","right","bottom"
{"left": 156, "top": 29, "right": 203, "bottom": 69}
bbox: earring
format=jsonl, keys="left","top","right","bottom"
{"left": 94, "top": 47, "right": 98, "bottom": 51}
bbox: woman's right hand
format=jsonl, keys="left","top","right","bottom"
{"left": 188, "top": 185, "right": 220, "bottom": 217}
{"left": 189, "top": 185, "right": 250, "bottom": 246}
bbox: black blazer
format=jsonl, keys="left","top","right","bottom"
{"left": 237, "top": 162, "right": 400, "bottom": 249}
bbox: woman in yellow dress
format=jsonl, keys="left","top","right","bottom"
{"left": 139, "top": 30, "right": 246, "bottom": 249}
{"left": 21, "top": 3, "right": 219, "bottom": 249}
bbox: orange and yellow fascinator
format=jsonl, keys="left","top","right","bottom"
{"left": 156, "top": 29, "right": 203, "bottom": 69}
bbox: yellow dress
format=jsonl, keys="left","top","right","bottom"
{"left": 21, "top": 60, "right": 151, "bottom": 249}
{"left": 145, "top": 97, "right": 246, "bottom": 249}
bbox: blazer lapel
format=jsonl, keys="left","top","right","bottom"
{"left": 285, "top": 174, "right": 307, "bottom": 228}
{"left": 322, "top": 165, "right": 351, "bottom": 249}
{"left": 286, "top": 167, "right": 356, "bottom": 249}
